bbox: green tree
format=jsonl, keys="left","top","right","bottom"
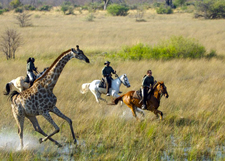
{"left": 10, "top": 0, "right": 22, "bottom": 9}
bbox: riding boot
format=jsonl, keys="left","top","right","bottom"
{"left": 141, "top": 88, "right": 147, "bottom": 110}
{"left": 139, "top": 87, "right": 144, "bottom": 104}
{"left": 30, "top": 80, "right": 34, "bottom": 87}
{"left": 106, "top": 82, "right": 110, "bottom": 96}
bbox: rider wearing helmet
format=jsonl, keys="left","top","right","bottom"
{"left": 141, "top": 70, "right": 154, "bottom": 110}
{"left": 102, "top": 61, "right": 116, "bottom": 96}
{"left": 27, "top": 57, "right": 38, "bottom": 87}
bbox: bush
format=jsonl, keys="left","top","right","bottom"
{"left": 107, "top": 4, "right": 129, "bottom": 16}
{"left": 24, "top": 4, "right": 36, "bottom": 11}
{"left": 0, "top": 9, "right": 4, "bottom": 15}
{"left": 107, "top": 36, "right": 210, "bottom": 60}
{"left": 195, "top": 0, "right": 225, "bottom": 19}
{"left": 39, "top": 5, "right": 52, "bottom": 11}
{"left": 10, "top": 0, "right": 22, "bottom": 9}
{"left": 15, "top": 7, "right": 23, "bottom": 13}
{"left": 156, "top": 4, "right": 173, "bottom": 14}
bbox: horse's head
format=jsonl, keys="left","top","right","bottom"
{"left": 120, "top": 74, "right": 130, "bottom": 88}
{"left": 71, "top": 45, "right": 90, "bottom": 63}
{"left": 156, "top": 81, "right": 169, "bottom": 98}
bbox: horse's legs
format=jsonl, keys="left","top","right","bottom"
{"left": 90, "top": 89, "right": 106, "bottom": 103}
{"left": 126, "top": 104, "right": 139, "bottom": 120}
{"left": 27, "top": 116, "right": 62, "bottom": 147}
{"left": 153, "top": 109, "right": 163, "bottom": 120}
{"left": 136, "top": 107, "right": 145, "bottom": 118}
{"left": 112, "top": 92, "right": 123, "bottom": 106}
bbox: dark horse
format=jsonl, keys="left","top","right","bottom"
{"left": 113, "top": 81, "right": 169, "bottom": 120}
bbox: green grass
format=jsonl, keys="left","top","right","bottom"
{"left": 0, "top": 9, "right": 225, "bottom": 160}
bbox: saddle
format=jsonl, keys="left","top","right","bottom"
{"left": 99, "top": 78, "right": 106, "bottom": 88}
{"left": 24, "top": 74, "right": 37, "bottom": 83}
{"left": 24, "top": 75, "right": 30, "bottom": 83}
{"left": 133, "top": 88, "right": 152, "bottom": 100}
{"left": 98, "top": 77, "right": 113, "bottom": 88}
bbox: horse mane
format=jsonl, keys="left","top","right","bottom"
{"left": 152, "top": 81, "right": 164, "bottom": 90}
{"left": 34, "top": 49, "right": 71, "bottom": 83}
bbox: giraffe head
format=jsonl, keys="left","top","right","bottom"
{"left": 71, "top": 45, "right": 90, "bottom": 63}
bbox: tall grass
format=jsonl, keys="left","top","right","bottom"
{"left": 0, "top": 9, "right": 224, "bottom": 160}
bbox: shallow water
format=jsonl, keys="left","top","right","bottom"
{"left": 0, "top": 126, "right": 224, "bottom": 160}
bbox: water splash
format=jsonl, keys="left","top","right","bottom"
{"left": 0, "top": 130, "right": 43, "bottom": 151}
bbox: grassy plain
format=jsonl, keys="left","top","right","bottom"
{"left": 0, "top": 9, "right": 225, "bottom": 160}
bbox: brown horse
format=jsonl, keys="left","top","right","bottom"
{"left": 113, "top": 81, "right": 169, "bottom": 120}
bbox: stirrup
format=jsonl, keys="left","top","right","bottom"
{"left": 141, "top": 104, "right": 147, "bottom": 110}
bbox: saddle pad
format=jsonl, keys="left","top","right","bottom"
{"left": 99, "top": 78, "right": 106, "bottom": 88}
{"left": 133, "top": 89, "right": 142, "bottom": 100}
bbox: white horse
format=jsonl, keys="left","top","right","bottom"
{"left": 4, "top": 68, "right": 48, "bottom": 95}
{"left": 80, "top": 74, "right": 131, "bottom": 103}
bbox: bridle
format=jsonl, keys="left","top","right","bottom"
{"left": 115, "top": 74, "right": 130, "bottom": 87}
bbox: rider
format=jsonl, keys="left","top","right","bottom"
{"left": 27, "top": 57, "right": 38, "bottom": 87}
{"left": 102, "top": 61, "right": 116, "bottom": 96}
{"left": 141, "top": 70, "right": 154, "bottom": 110}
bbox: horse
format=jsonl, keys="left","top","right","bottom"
{"left": 112, "top": 81, "right": 169, "bottom": 120}
{"left": 4, "top": 68, "right": 48, "bottom": 95}
{"left": 80, "top": 74, "right": 131, "bottom": 103}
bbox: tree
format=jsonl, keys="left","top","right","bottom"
{"left": 10, "top": 0, "right": 22, "bottom": 9}
{"left": 15, "top": 12, "right": 32, "bottom": 27}
{"left": 0, "top": 29, "right": 22, "bottom": 60}
{"left": 103, "top": 0, "right": 110, "bottom": 10}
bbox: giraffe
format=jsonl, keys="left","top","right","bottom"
{"left": 9, "top": 45, "right": 90, "bottom": 149}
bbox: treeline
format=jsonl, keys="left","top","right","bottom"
{"left": 0, "top": 0, "right": 225, "bottom": 20}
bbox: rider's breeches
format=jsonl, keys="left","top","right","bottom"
{"left": 142, "top": 87, "right": 149, "bottom": 105}
{"left": 105, "top": 76, "right": 112, "bottom": 93}
{"left": 27, "top": 71, "right": 35, "bottom": 82}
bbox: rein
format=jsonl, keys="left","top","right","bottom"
{"left": 115, "top": 74, "right": 128, "bottom": 87}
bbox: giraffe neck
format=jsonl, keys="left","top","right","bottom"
{"left": 36, "top": 50, "right": 72, "bottom": 91}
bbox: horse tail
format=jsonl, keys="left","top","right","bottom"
{"left": 113, "top": 94, "right": 125, "bottom": 105}
{"left": 4, "top": 82, "right": 13, "bottom": 95}
{"left": 80, "top": 83, "right": 90, "bottom": 94}
{"left": 9, "top": 90, "right": 20, "bottom": 102}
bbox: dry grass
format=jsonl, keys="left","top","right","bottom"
{"left": 0, "top": 9, "right": 225, "bottom": 160}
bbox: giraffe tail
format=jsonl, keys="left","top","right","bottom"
{"left": 9, "top": 90, "right": 20, "bottom": 102}
{"left": 80, "top": 83, "right": 90, "bottom": 94}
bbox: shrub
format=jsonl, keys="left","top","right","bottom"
{"left": 107, "top": 4, "right": 129, "bottom": 16}
{"left": 85, "top": 13, "right": 95, "bottom": 21}
{"left": 156, "top": 4, "right": 173, "bottom": 14}
{"left": 24, "top": 4, "right": 36, "bottom": 11}
{"left": 107, "top": 36, "right": 209, "bottom": 60}
{"left": 39, "top": 5, "right": 52, "bottom": 11}
{"left": 195, "top": 0, "right": 225, "bottom": 19}
{"left": 0, "top": 9, "right": 4, "bottom": 15}
{"left": 15, "top": 7, "right": 23, "bottom": 13}
{"left": 10, "top": 0, "right": 22, "bottom": 9}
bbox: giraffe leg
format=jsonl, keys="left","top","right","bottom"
{"left": 40, "top": 111, "right": 60, "bottom": 143}
{"left": 52, "top": 106, "right": 77, "bottom": 144}
{"left": 27, "top": 116, "right": 62, "bottom": 147}
{"left": 12, "top": 107, "right": 24, "bottom": 149}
